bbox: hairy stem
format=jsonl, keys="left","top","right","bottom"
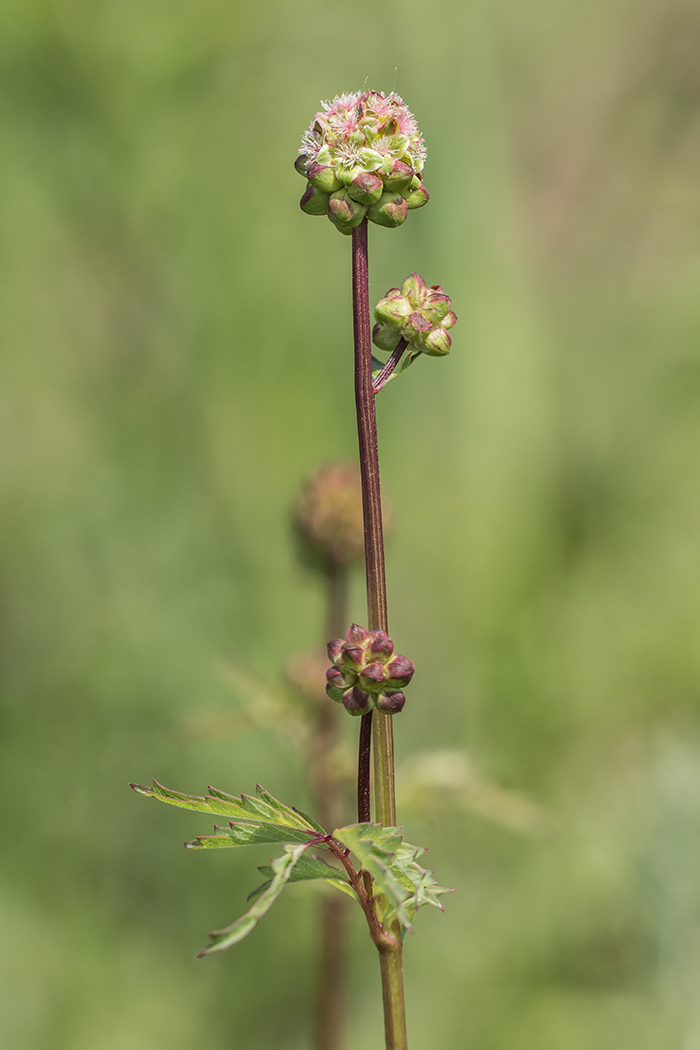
{"left": 351, "top": 218, "right": 407, "bottom": 1050}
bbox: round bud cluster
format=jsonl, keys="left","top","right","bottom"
{"left": 373, "top": 273, "right": 457, "bottom": 358}
{"left": 293, "top": 463, "right": 364, "bottom": 570}
{"left": 326, "top": 623, "right": 415, "bottom": 716}
{"left": 295, "top": 91, "right": 429, "bottom": 235}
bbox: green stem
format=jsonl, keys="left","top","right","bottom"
{"left": 351, "top": 218, "right": 407, "bottom": 1050}
{"left": 379, "top": 950, "right": 408, "bottom": 1050}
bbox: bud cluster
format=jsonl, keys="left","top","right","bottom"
{"left": 296, "top": 91, "right": 429, "bottom": 235}
{"left": 326, "top": 624, "right": 414, "bottom": 716}
{"left": 373, "top": 273, "right": 457, "bottom": 358}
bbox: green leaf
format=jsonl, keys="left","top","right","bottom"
{"left": 185, "top": 822, "right": 318, "bottom": 849}
{"left": 384, "top": 841, "right": 453, "bottom": 925}
{"left": 371, "top": 350, "right": 420, "bottom": 388}
{"left": 250, "top": 854, "right": 354, "bottom": 901}
{"left": 333, "top": 823, "right": 413, "bottom": 930}
{"left": 196, "top": 842, "right": 310, "bottom": 956}
{"left": 131, "top": 781, "right": 322, "bottom": 833}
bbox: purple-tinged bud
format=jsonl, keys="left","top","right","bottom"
{"left": 294, "top": 154, "right": 309, "bottom": 177}
{"left": 347, "top": 170, "right": 383, "bottom": 206}
{"left": 422, "top": 326, "right": 452, "bottom": 357}
{"left": 346, "top": 623, "right": 370, "bottom": 646}
{"left": 369, "top": 630, "right": 394, "bottom": 658}
{"left": 300, "top": 183, "right": 330, "bottom": 216}
{"left": 343, "top": 686, "right": 372, "bottom": 716}
{"left": 421, "top": 292, "right": 451, "bottom": 324}
{"left": 372, "top": 322, "right": 402, "bottom": 354}
{"left": 403, "top": 181, "right": 429, "bottom": 210}
{"left": 375, "top": 294, "right": 412, "bottom": 330}
{"left": 307, "top": 161, "right": 342, "bottom": 193}
{"left": 385, "top": 654, "right": 415, "bottom": 688}
{"left": 327, "top": 638, "right": 345, "bottom": 664}
{"left": 381, "top": 160, "right": 414, "bottom": 193}
{"left": 383, "top": 287, "right": 403, "bottom": 300}
{"left": 342, "top": 645, "right": 365, "bottom": 669}
{"left": 376, "top": 690, "right": 406, "bottom": 714}
{"left": 326, "top": 666, "right": 346, "bottom": 691}
{"left": 359, "top": 662, "right": 388, "bottom": 691}
{"left": 401, "top": 273, "right": 428, "bottom": 306}
{"left": 402, "top": 312, "right": 432, "bottom": 345}
{"left": 327, "top": 189, "right": 366, "bottom": 231}
{"left": 442, "top": 310, "right": 458, "bottom": 329}
{"left": 367, "top": 191, "right": 408, "bottom": 229}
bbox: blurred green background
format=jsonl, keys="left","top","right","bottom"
{"left": 2, "top": 0, "right": 700, "bottom": 1047}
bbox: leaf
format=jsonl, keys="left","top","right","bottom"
{"left": 371, "top": 350, "right": 420, "bottom": 388}
{"left": 250, "top": 854, "right": 354, "bottom": 901}
{"left": 333, "top": 823, "right": 413, "bottom": 930}
{"left": 185, "top": 822, "right": 318, "bottom": 849}
{"left": 383, "top": 841, "right": 453, "bottom": 925}
{"left": 131, "top": 780, "right": 322, "bottom": 834}
{"left": 196, "top": 842, "right": 310, "bottom": 956}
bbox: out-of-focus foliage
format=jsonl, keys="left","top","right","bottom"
{"left": 1, "top": 0, "right": 700, "bottom": 1047}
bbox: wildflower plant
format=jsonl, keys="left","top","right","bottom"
{"left": 132, "top": 89, "right": 456, "bottom": 1050}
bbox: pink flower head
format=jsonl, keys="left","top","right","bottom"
{"left": 296, "top": 90, "right": 429, "bottom": 233}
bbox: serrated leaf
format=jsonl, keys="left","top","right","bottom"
{"left": 250, "top": 854, "right": 355, "bottom": 902}
{"left": 131, "top": 781, "right": 321, "bottom": 833}
{"left": 196, "top": 842, "right": 310, "bottom": 956}
{"left": 383, "top": 841, "right": 453, "bottom": 926}
{"left": 185, "top": 822, "right": 318, "bottom": 849}
{"left": 333, "top": 823, "right": 413, "bottom": 930}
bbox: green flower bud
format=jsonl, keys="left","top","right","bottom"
{"left": 372, "top": 322, "right": 402, "bottom": 353}
{"left": 307, "top": 161, "right": 342, "bottom": 193}
{"left": 300, "top": 183, "right": 330, "bottom": 216}
{"left": 443, "top": 310, "right": 458, "bottom": 329}
{"left": 422, "top": 327, "right": 452, "bottom": 357}
{"left": 328, "top": 189, "right": 366, "bottom": 231}
{"left": 375, "top": 292, "right": 412, "bottom": 329}
{"left": 403, "top": 177, "right": 430, "bottom": 210}
{"left": 346, "top": 170, "right": 384, "bottom": 206}
{"left": 367, "top": 191, "right": 408, "bottom": 228}
{"left": 401, "top": 272, "right": 428, "bottom": 306}
{"left": 381, "top": 159, "right": 414, "bottom": 193}
{"left": 294, "top": 154, "right": 309, "bottom": 177}
{"left": 421, "top": 291, "right": 451, "bottom": 324}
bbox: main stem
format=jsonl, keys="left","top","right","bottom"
{"left": 351, "top": 218, "right": 407, "bottom": 1050}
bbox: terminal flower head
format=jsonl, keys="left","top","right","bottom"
{"left": 296, "top": 91, "right": 429, "bottom": 234}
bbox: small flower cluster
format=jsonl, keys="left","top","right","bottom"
{"left": 373, "top": 273, "right": 457, "bottom": 358}
{"left": 296, "top": 91, "right": 429, "bottom": 234}
{"left": 326, "top": 623, "right": 414, "bottom": 716}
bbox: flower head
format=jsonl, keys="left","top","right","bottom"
{"left": 296, "top": 91, "right": 429, "bottom": 234}
{"left": 373, "top": 273, "right": 457, "bottom": 358}
{"left": 325, "top": 623, "right": 414, "bottom": 716}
